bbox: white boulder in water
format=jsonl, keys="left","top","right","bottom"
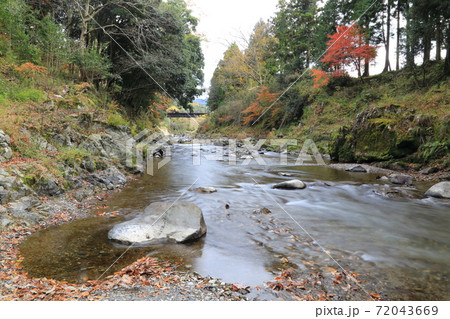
{"left": 425, "top": 182, "right": 450, "bottom": 199}
{"left": 108, "top": 202, "right": 207, "bottom": 244}
{"left": 273, "top": 179, "right": 306, "bottom": 190}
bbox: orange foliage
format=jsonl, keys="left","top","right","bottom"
{"left": 14, "top": 63, "right": 48, "bottom": 76}
{"left": 218, "top": 115, "right": 233, "bottom": 123}
{"left": 311, "top": 69, "right": 330, "bottom": 88}
{"left": 148, "top": 93, "right": 172, "bottom": 119}
{"left": 241, "top": 86, "right": 278, "bottom": 126}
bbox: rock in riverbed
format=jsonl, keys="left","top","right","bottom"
{"left": 390, "top": 174, "right": 413, "bottom": 185}
{"left": 346, "top": 165, "right": 367, "bottom": 173}
{"left": 108, "top": 202, "right": 207, "bottom": 244}
{"left": 190, "top": 187, "right": 217, "bottom": 193}
{"left": 425, "top": 182, "right": 450, "bottom": 199}
{"left": 273, "top": 180, "right": 306, "bottom": 190}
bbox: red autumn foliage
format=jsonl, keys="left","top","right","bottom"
{"left": 241, "top": 86, "right": 278, "bottom": 126}
{"left": 312, "top": 24, "right": 377, "bottom": 88}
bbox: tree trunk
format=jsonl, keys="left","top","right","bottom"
{"left": 445, "top": 24, "right": 450, "bottom": 75}
{"left": 405, "top": 2, "right": 414, "bottom": 67}
{"left": 396, "top": 4, "right": 401, "bottom": 70}
{"left": 423, "top": 13, "right": 432, "bottom": 63}
{"left": 79, "top": 0, "right": 91, "bottom": 49}
{"left": 383, "top": 0, "right": 392, "bottom": 73}
{"left": 363, "top": 60, "right": 370, "bottom": 77}
{"left": 436, "top": 22, "right": 442, "bottom": 61}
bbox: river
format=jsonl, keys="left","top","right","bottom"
{"left": 19, "top": 144, "right": 450, "bottom": 300}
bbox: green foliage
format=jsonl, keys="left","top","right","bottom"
{"left": 36, "top": 14, "right": 71, "bottom": 70}
{"left": 106, "top": 112, "right": 130, "bottom": 128}
{"left": 0, "top": 0, "right": 40, "bottom": 63}
{"left": 272, "top": 0, "right": 318, "bottom": 75}
{"left": 71, "top": 48, "right": 112, "bottom": 83}
{"left": 8, "top": 87, "right": 46, "bottom": 102}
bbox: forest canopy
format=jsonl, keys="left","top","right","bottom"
{"left": 0, "top": 0, "right": 204, "bottom": 112}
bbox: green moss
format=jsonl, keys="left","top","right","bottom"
{"left": 106, "top": 112, "right": 130, "bottom": 128}
{"left": 58, "top": 147, "right": 91, "bottom": 168}
{"left": 22, "top": 174, "right": 37, "bottom": 187}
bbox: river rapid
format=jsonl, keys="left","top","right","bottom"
{"left": 20, "top": 144, "right": 450, "bottom": 300}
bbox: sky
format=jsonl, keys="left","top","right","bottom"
{"left": 189, "top": 0, "right": 279, "bottom": 98}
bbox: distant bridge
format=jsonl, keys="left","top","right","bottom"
{"left": 167, "top": 112, "right": 208, "bottom": 118}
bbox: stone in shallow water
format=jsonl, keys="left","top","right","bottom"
{"left": 190, "top": 187, "right": 217, "bottom": 193}
{"left": 346, "top": 165, "right": 367, "bottom": 173}
{"left": 390, "top": 174, "right": 413, "bottom": 185}
{"left": 108, "top": 202, "right": 207, "bottom": 244}
{"left": 425, "top": 182, "right": 450, "bottom": 199}
{"left": 273, "top": 180, "right": 306, "bottom": 190}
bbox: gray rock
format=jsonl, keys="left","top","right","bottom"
{"left": 377, "top": 176, "right": 390, "bottom": 182}
{"left": 84, "top": 166, "right": 126, "bottom": 190}
{"left": 108, "top": 202, "right": 207, "bottom": 244}
{"left": 279, "top": 173, "right": 294, "bottom": 177}
{"left": 420, "top": 167, "right": 439, "bottom": 175}
{"left": 373, "top": 186, "right": 415, "bottom": 200}
{"left": 81, "top": 159, "right": 96, "bottom": 173}
{"left": 40, "top": 178, "right": 63, "bottom": 196}
{"left": 254, "top": 207, "right": 272, "bottom": 214}
{"left": 0, "top": 130, "right": 13, "bottom": 162}
{"left": 346, "top": 165, "right": 367, "bottom": 173}
{"left": 390, "top": 174, "right": 413, "bottom": 185}
{"left": 0, "top": 216, "right": 13, "bottom": 229}
{"left": 0, "top": 205, "right": 7, "bottom": 215}
{"left": 0, "top": 190, "right": 10, "bottom": 204}
{"left": 72, "top": 188, "right": 95, "bottom": 202}
{"left": 191, "top": 187, "right": 217, "bottom": 193}
{"left": 425, "top": 182, "right": 450, "bottom": 199}
{"left": 273, "top": 180, "right": 307, "bottom": 190}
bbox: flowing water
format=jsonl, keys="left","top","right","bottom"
{"left": 20, "top": 144, "right": 450, "bottom": 300}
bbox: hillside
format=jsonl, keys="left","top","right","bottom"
{"left": 201, "top": 61, "right": 450, "bottom": 172}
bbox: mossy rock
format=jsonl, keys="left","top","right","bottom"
{"left": 329, "top": 105, "right": 423, "bottom": 163}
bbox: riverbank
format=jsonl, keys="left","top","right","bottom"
{"left": 0, "top": 162, "right": 249, "bottom": 301}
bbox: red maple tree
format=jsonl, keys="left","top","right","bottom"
{"left": 312, "top": 24, "right": 377, "bottom": 88}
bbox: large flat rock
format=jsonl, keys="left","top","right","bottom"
{"left": 108, "top": 202, "right": 207, "bottom": 244}
{"left": 425, "top": 182, "right": 450, "bottom": 199}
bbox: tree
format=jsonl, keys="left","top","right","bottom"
{"left": 312, "top": 24, "right": 377, "bottom": 85}
{"left": 339, "top": 0, "right": 384, "bottom": 76}
{"left": 243, "top": 20, "right": 278, "bottom": 87}
{"left": 382, "top": 0, "right": 392, "bottom": 73}
{"left": 0, "top": 0, "right": 40, "bottom": 63}
{"left": 273, "top": 0, "right": 318, "bottom": 77}
{"left": 207, "top": 43, "right": 248, "bottom": 111}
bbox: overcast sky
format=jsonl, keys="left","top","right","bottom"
{"left": 189, "top": 0, "right": 279, "bottom": 98}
